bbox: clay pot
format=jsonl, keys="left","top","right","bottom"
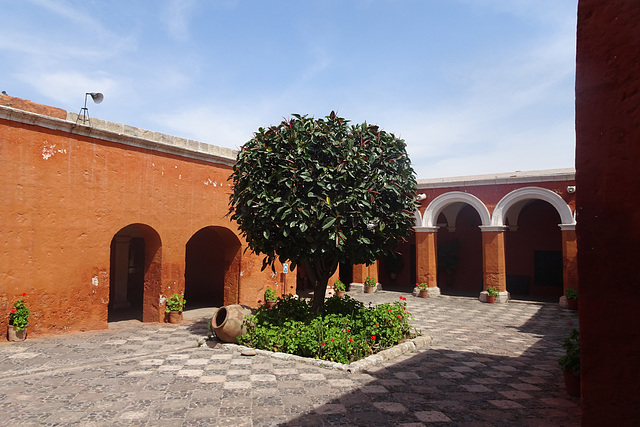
{"left": 335, "top": 290, "right": 346, "bottom": 298}
{"left": 567, "top": 299, "right": 578, "bottom": 310}
{"left": 419, "top": 289, "right": 429, "bottom": 298}
{"left": 168, "top": 311, "right": 182, "bottom": 324}
{"left": 486, "top": 295, "right": 496, "bottom": 304}
{"left": 212, "top": 304, "right": 252, "bottom": 343}
{"left": 563, "top": 370, "right": 580, "bottom": 396}
{"left": 7, "top": 325, "right": 26, "bottom": 341}
{"left": 364, "top": 285, "right": 375, "bottom": 293}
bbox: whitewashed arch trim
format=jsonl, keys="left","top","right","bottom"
{"left": 492, "top": 187, "right": 575, "bottom": 227}
{"left": 423, "top": 191, "right": 491, "bottom": 228}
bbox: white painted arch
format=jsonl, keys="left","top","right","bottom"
{"left": 422, "top": 191, "right": 491, "bottom": 228}
{"left": 492, "top": 187, "right": 575, "bottom": 227}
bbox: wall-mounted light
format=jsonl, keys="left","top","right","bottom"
{"left": 567, "top": 186, "right": 576, "bottom": 193}
{"left": 77, "top": 92, "right": 104, "bottom": 125}
{"left": 417, "top": 193, "right": 427, "bottom": 201}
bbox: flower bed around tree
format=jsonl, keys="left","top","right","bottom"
{"left": 238, "top": 295, "right": 418, "bottom": 364}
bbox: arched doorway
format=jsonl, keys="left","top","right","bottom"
{"left": 185, "top": 227, "right": 241, "bottom": 308}
{"left": 505, "top": 200, "right": 563, "bottom": 300}
{"left": 436, "top": 204, "right": 483, "bottom": 296}
{"left": 109, "top": 224, "right": 162, "bottom": 322}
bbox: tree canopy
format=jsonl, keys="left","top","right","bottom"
{"left": 229, "top": 112, "right": 417, "bottom": 311}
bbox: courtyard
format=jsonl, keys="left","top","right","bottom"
{"left": 0, "top": 292, "right": 579, "bottom": 426}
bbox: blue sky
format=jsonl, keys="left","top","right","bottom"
{"left": 1, "top": 0, "right": 577, "bottom": 179}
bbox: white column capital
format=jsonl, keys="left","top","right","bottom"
{"left": 413, "top": 226, "right": 439, "bottom": 233}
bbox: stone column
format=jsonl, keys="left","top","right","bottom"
{"left": 559, "top": 224, "right": 578, "bottom": 308}
{"left": 479, "top": 226, "right": 509, "bottom": 303}
{"left": 415, "top": 227, "right": 440, "bottom": 296}
{"left": 351, "top": 262, "right": 379, "bottom": 292}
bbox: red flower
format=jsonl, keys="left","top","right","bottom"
{"left": 371, "top": 335, "right": 376, "bottom": 340}
{"left": 10, "top": 308, "right": 16, "bottom": 313}
{"left": 22, "top": 292, "right": 26, "bottom": 296}
{"left": 375, "top": 324, "right": 378, "bottom": 327}
{"left": 398, "top": 315, "right": 402, "bottom": 319}
{"left": 348, "top": 338, "right": 353, "bottom": 343}
{"left": 415, "top": 282, "right": 419, "bottom": 286}
{"left": 569, "top": 322, "right": 573, "bottom": 325}
{"left": 330, "top": 338, "right": 334, "bottom": 342}
{"left": 346, "top": 329, "right": 350, "bottom": 332}
{"left": 388, "top": 309, "right": 392, "bottom": 312}
{"left": 321, "top": 342, "right": 326, "bottom": 346}
{"left": 257, "top": 300, "right": 262, "bottom": 303}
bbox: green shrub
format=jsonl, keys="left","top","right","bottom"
{"left": 238, "top": 295, "right": 417, "bottom": 364}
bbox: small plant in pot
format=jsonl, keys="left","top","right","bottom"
{"left": 264, "top": 287, "right": 277, "bottom": 308}
{"left": 364, "top": 276, "right": 377, "bottom": 293}
{"left": 8, "top": 293, "right": 30, "bottom": 341}
{"left": 334, "top": 278, "right": 346, "bottom": 297}
{"left": 165, "top": 293, "right": 186, "bottom": 323}
{"left": 416, "top": 282, "right": 429, "bottom": 298}
{"left": 565, "top": 288, "right": 578, "bottom": 310}
{"left": 486, "top": 286, "right": 499, "bottom": 303}
{"left": 558, "top": 328, "right": 580, "bottom": 396}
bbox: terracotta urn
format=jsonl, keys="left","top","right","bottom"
{"left": 212, "top": 304, "right": 252, "bottom": 343}
{"left": 419, "top": 289, "right": 429, "bottom": 298}
{"left": 7, "top": 325, "right": 27, "bottom": 341}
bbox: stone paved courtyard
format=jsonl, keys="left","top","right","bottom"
{"left": 0, "top": 291, "right": 579, "bottom": 426}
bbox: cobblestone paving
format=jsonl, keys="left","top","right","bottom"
{"left": 0, "top": 292, "right": 579, "bottom": 426}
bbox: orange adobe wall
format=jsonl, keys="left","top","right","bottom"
{"left": 0, "top": 96, "right": 284, "bottom": 337}
{"left": 575, "top": 0, "right": 640, "bottom": 424}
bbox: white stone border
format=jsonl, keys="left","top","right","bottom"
{"left": 213, "top": 334, "right": 432, "bottom": 373}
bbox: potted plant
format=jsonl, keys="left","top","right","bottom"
{"left": 416, "top": 282, "right": 429, "bottom": 298}
{"left": 165, "top": 293, "right": 186, "bottom": 323}
{"left": 486, "top": 286, "right": 499, "bottom": 303}
{"left": 8, "top": 293, "right": 30, "bottom": 341}
{"left": 334, "top": 278, "right": 346, "bottom": 297}
{"left": 264, "top": 287, "right": 277, "bottom": 308}
{"left": 364, "top": 276, "right": 377, "bottom": 293}
{"left": 565, "top": 288, "right": 578, "bottom": 310}
{"left": 558, "top": 328, "right": 580, "bottom": 396}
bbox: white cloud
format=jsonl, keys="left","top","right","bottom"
{"left": 161, "top": 0, "right": 198, "bottom": 41}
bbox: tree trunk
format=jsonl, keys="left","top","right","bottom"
{"left": 301, "top": 258, "right": 338, "bottom": 313}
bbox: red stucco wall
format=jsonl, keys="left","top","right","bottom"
{"left": 0, "top": 100, "right": 280, "bottom": 337}
{"left": 575, "top": 0, "right": 640, "bottom": 424}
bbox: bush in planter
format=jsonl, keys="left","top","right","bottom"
{"left": 334, "top": 278, "right": 346, "bottom": 292}
{"left": 165, "top": 293, "right": 186, "bottom": 313}
{"left": 416, "top": 282, "right": 429, "bottom": 290}
{"left": 486, "top": 286, "right": 499, "bottom": 297}
{"left": 558, "top": 328, "right": 580, "bottom": 375}
{"left": 364, "top": 276, "right": 377, "bottom": 287}
{"left": 565, "top": 288, "right": 578, "bottom": 300}
{"left": 238, "top": 294, "right": 418, "bottom": 364}
{"left": 9, "top": 293, "right": 30, "bottom": 331}
{"left": 264, "top": 287, "right": 277, "bottom": 302}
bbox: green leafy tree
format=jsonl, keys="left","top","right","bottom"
{"left": 229, "top": 112, "right": 417, "bottom": 312}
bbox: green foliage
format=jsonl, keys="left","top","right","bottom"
{"left": 165, "top": 293, "right": 186, "bottom": 313}
{"left": 238, "top": 295, "right": 418, "bottom": 364}
{"left": 486, "top": 286, "right": 499, "bottom": 297}
{"left": 558, "top": 328, "right": 580, "bottom": 375}
{"left": 364, "top": 276, "right": 377, "bottom": 287}
{"left": 334, "top": 278, "right": 346, "bottom": 292}
{"left": 264, "top": 287, "right": 277, "bottom": 301}
{"left": 9, "top": 295, "right": 30, "bottom": 331}
{"left": 416, "top": 282, "right": 429, "bottom": 290}
{"left": 565, "top": 288, "right": 578, "bottom": 300}
{"left": 228, "top": 112, "right": 418, "bottom": 311}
